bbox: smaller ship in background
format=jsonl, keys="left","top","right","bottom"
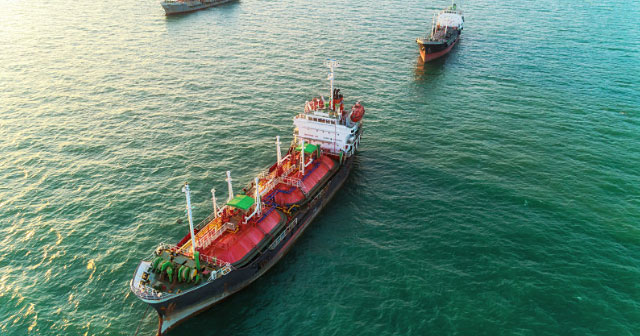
{"left": 416, "top": 1, "right": 464, "bottom": 62}
{"left": 161, "top": 0, "right": 237, "bottom": 15}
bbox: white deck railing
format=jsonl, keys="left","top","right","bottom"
{"left": 130, "top": 281, "right": 172, "bottom": 300}
{"left": 269, "top": 218, "right": 298, "bottom": 250}
{"left": 281, "top": 176, "right": 306, "bottom": 192}
{"left": 197, "top": 222, "right": 235, "bottom": 248}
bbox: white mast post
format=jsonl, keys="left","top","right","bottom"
{"left": 226, "top": 171, "right": 234, "bottom": 202}
{"left": 300, "top": 139, "right": 305, "bottom": 175}
{"left": 254, "top": 177, "right": 261, "bottom": 215}
{"left": 324, "top": 59, "right": 339, "bottom": 114}
{"left": 276, "top": 136, "right": 282, "bottom": 165}
{"left": 182, "top": 183, "right": 197, "bottom": 256}
{"left": 431, "top": 14, "right": 436, "bottom": 38}
{"left": 211, "top": 188, "right": 218, "bottom": 218}
{"left": 329, "top": 70, "right": 333, "bottom": 112}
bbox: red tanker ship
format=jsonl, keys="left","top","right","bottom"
{"left": 130, "top": 59, "right": 365, "bottom": 335}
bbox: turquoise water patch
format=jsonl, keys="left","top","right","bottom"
{"left": 0, "top": 0, "right": 639, "bottom": 334}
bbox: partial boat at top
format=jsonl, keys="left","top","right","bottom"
{"left": 130, "top": 60, "right": 366, "bottom": 335}
{"left": 161, "top": 0, "right": 237, "bottom": 16}
{"left": 416, "top": 1, "right": 464, "bottom": 62}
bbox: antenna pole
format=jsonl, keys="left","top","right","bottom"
{"left": 226, "top": 171, "right": 233, "bottom": 202}
{"left": 300, "top": 139, "right": 305, "bottom": 175}
{"left": 330, "top": 70, "right": 334, "bottom": 112}
{"left": 276, "top": 136, "right": 282, "bottom": 165}
{"left": 211, "top": 188, "right": 218, "bottom": 218}
{"left": 182, "top": 183, "right": 197, "bottom": 256}
{"left": 254, "top": 177, "right": 261, "bottom": 215}
{"left": 324, "top": 59, "right": 339, "bottom": 113}
{"left": 431, "top": 14, "right": 435, "bottom": 38}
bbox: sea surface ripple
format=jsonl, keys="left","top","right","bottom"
{"left": 0, "top": 0, "right": 639, "bottom": 335}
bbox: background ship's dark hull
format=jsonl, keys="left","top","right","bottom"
{"left": 148, "top": 154, "right": 356, "bottom": 335}
{"left": 418, "top": 30, "right": 461, "bottom": 62}
{"left": 162, "top": 0, "right": 236, "bottom": 15}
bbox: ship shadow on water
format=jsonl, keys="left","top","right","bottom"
{"left": 414, "top": 55, "right": 447, "bottom": 81}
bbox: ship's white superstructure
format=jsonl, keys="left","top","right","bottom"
{"left": 294, "top": 112, "right": 360, "bottom": 156}
{"left": 293, "top": 59, "right": 364, "bottom": 158}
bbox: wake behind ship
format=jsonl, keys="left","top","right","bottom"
{"left": 416, "top": 2, "right": 464, "bottom": 62}
{"left": 130, "top": 60, "right": 365, "bottom": 335}
{"left": 161, "top": 0, "right": 237, "bottom": 15}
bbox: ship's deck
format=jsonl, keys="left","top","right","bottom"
{"left": 200, "top": 209, "right": 284, "bottom": 263}
{"left": 200, "top": 155, "right": 335, "bottom": 261}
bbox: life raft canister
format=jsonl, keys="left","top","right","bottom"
{"left": 351, "top": 102, "right": 365, "bottom": 122}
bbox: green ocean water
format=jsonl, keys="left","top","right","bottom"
{"left": 1, "top": 0, "right": 639, "bottom": 334}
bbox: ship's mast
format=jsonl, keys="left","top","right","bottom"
{"left": 431, "top": 13, "right": 436, "bottom": 38}
{"left": 254, "top": 177, "right": 261, "bottom": 215}
{"left": 211, "top": 188, "right": 218, "bottom": 218}
{"left": 226, "top": 171, "right": 234, "bottom": 202}
{"left": 276, "top": 136, "right": 282, "bottom": 165}
{"left": 324, "top": 59, "right": 339, "bottom": 113}
{"left": 300, "top": 139, "right": 305, "bottom": 175}
{"left": 182, "top": 183, "right": 197, "bottom": 256}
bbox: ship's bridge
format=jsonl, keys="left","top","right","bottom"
{"left": 294, "top": 111, "right": 360, "bottom": 156}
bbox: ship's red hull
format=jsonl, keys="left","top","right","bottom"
{"left": 137, "top": 153, "right": 357, "bottom": 335}
{"left": 419, "top": 35, "right": 460, "bottom": 62}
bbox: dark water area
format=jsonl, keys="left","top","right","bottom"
{"left": 0, "top": 0, "right": 639, "bottom": 334}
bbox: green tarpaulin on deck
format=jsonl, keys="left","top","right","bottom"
{"left": 295, "top": 143, "right": 319, "bottom": 154}
{"left": 226, "top": 195, "right": 255, "bottom": 210}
